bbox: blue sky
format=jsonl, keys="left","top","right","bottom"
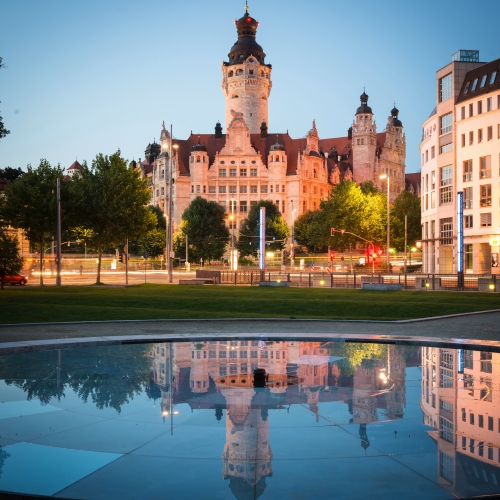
{"left": 0, "top": 0, "right": 498, "bottom": 174}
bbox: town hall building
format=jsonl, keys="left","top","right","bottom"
{"left": 138, "top": 5, "right": 408, "bottom": 234}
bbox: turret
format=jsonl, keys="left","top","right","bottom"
{"left": 222, "top": 5, "right": 272, "bottom": 134}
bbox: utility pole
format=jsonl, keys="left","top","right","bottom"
{"left": 168, "top": 125, "right": 174, "bottom": 283}
{"left": 56, "top": 178, "right": 62, "bottom": 286}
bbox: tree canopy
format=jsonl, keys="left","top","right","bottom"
{"left": 236, "top": 200, "right": 289, "bottom": 258}
{"left": 0, "top": 159, "right": 68, "bottom": 285}
{"left": 0, "top": 229, "right": 24, "bottom": 289}
{"left": 173, "top": 196, "right": 229, "bottom": 262}
{"left": 390, "top": 189, "right": 422, "bottom": 252}
{"left": 0, "top": 167, "right": 23, "bottom": 182}
{"left": 71, "top": 151, "right": 156, "bottom": 283}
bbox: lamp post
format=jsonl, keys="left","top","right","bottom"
{"left": 229, "top": 198, "right": 236, "bottom": 270}
{"left": 380, "top": 174, "right": 390, "bottom": 273}
{"left": 290, "top": 200, "right": 296, "bottom": 270}
{"left": 166, "top": 127, "right": 178, "bottom": 284}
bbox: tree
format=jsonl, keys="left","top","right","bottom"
{"left": 173, "top": 196, "right": 229, "bottom": 262}
{"left": 390, "top": 190, "right": 422, "bottom": 252}
{"left": 0, "top": 58, "right": 9, "bottom": 142}
{"left": 71, "top": 151, "right": 156, "bottom": 284}
{"left": 0, "top": 167, "right": 23, "bottom": 182}
{"left": 0, "top": 160, "right": 68, "bottom": 285}
{"left": 140, "top": 229, "right": 166, "bottom": 258}
{"left": 294, "top": 210, "right": 322, "bottom": 252}
{"left": 236, "top": 200, "right": 289, "bottom": 258}
{"left": 0, "top": 229, "right": 24, "bottom": 289}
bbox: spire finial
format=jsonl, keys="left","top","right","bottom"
{"left": 162, "top": 120, "right": 165, "bottom": 130}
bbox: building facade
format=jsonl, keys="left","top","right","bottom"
{"left": 420, "top": 50, "right": 500, "bottom": 274}
{"left": 139, "top": 6, "right": 407, "bottom": 238}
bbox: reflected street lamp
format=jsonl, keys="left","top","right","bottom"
{"left": 379, "top": 174, "right": 390, "bottom": 273}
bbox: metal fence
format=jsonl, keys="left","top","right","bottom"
{"left": 219, "top": 271, "right": 499, "bottom": 292}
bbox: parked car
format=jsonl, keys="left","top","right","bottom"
{"left": 0, "top": 274, "right": 28, "bottom": 286}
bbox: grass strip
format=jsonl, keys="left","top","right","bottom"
{"left": 0, "top": 285, "right": 499, "bottom": 324}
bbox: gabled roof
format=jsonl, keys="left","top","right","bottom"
{"left": 68, "top": 160, "right": 82, "bottom": 171}
{"left": 174, "top": 132, "right": 387, "bottom": 177}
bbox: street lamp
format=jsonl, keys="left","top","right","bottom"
{"left": 229, "top": 198, "right": 237, "bottom": 270}
{"left": 290, "top": 200, "right": 296, "bottom": 270}
{"left": 379, "top": 174, "right": 390, "bottom": 273}
{"left": 165, "top": 128, "right": 179, "bottom": 284}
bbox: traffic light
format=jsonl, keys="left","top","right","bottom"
{"left": 119, "top": 254, "right": 123, "bottom": 263}
{"left": 329, "top": 251, "right": 335, "bottom": 261}
{"left": 282, "top": 250, "right": 288, "bottom": 265}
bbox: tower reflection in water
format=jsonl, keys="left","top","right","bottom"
{"left": 148, "top": 341, "right": 409, "bottom": 497}
{"left": 421, "top": 346, "right": 500, "bottom": 497}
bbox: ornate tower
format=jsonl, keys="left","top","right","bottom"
{"left": 221, "top": 4, "right": 272, "bottom": 134}
{"left": 352, "top": 91, "right": 378, "bottom": 185}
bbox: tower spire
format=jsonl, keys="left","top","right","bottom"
{"left": 245, "top": 1, "right": 249, "bottom": 13}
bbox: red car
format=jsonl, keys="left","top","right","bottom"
{"left": 0, "top": 274, "right": 28, "bottom": 286}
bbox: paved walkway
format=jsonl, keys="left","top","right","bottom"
{"left": 1, "top": 311, "right": 500, "bottom": 353}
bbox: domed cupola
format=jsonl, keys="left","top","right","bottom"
{"left": 356, "top": 90, "right": 373, "bottom": 115}
{"left": 145, "top": 140, "right": 161, "bottom": 164}
{"left": 270, "top": 136, "right": 285, "bottom": 151}
{"left": 191, "top": 137, "right": 207, "bottom": 152}
{"left": 391, "top": 105, "right": 403, "bottom": 127}
{"left": 227, "top": 3, "right": 266, "bottom": 65}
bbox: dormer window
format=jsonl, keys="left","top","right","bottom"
{"left": 249, "top": 69, "right": 254, "bottom": 75}
{"left": 463, "top": 81, "right": 470, "bottom": 94}
{"left": 490, "top": 72, "right": 497, "bottom": 85}
{"left": 480, "top": 75, "right": 487, "bottom": 88}
{"left": 471, "top": 78, "right": 478, "bottom": 91}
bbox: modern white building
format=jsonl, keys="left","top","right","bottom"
{"left": 420, "top": 50, "right": 500, "bottom": 274}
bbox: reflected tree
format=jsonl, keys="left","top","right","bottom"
{"left": 0, "top": 345, "right": 151, "bottom": 413}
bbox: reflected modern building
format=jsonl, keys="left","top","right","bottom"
{"left": 421, "top": 346, "right": 500, "bottom": 496}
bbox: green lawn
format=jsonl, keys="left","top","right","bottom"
{"left": 0, "top": 285, "right": 498, "bottom": 324}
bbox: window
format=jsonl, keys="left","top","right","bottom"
{"left": 489, "top": 416, "right": 494, "bottom": 431}
{"left": 488, "top": 126, "right": 493, "bottom": 141}
{"left": 240, "top": 168, "right": 247, "bottom": 177}
{"left": 250, "top": 168, "right": 257, "bottom": 177}
{"left": 440, "top": 166, "right": 453, "bottom": 205}
{"left": 441, "top": 368, "right": 453, "bottom": 387}
{"left": 478, "top": 100, "right": 483, "bottom": 114}
{"left": 464, "top": 81, "right": 470, "bottom": 94}
{"left": 472, "top": 78, "right": 479, "bottom": 91}
{"left": 229, "top": 169, "right": 236, "bottom": 177}
{"left": 480, "top": 156, "right": 491, "bottom": 178}
{"left": 462, "top": 408, "right": 467, "bottom": 422}
{"left": 440, "top": 113, "right": 452, "bottom": 135}
{"left": 487, "top": 97, "right": 493, "bottom": 112}
{"left": 464, "top": 374, "right": 474, "bottom": 387}
{"left": 209, "top": 350, "right": 216, "bottom": 358}
{"left": 261, "top": 185, "right": 268, "bottom": 193}
{"left": 479, "top": 415, "right": 484, "bottom": 428}
{"left": 219, "top": 350, "right": 226, "bottom": 358}
{"left": 431, "top": 171, "right": 436, "bottom": 189}
{"left": 239, "top": 185, "right": 247, "bottom": 194}
{"left": 462, "top": 134, "right": 465, "bottom": 147}
{"left": 478, "top": 128, "right": 483, "bottom": 143}
{"left": 250, "top": 185, "right": 257, "bottom": 193}
{"left": 440, "top": 452, "right": 454, "bottom": 482}
{"left": 431, "top": 146, "right": 435, "bottom": 158}
{"left": 440, "top": 143, "right": 452, "bottom": 154}
{"left": 490, "top": 72, "right": 497, "bottom": 84}
{"left": 270, "top": 185, "right": 273, "bottom": 193}
{"left": 209, "top": 185, "right": 216, "bottom": 194}
{"left": 220, "top": 365, "right": 227, "bottom": 376}
{"left": 440, "top": 74, "right": 452, "bottom": 102}
{"left": 440, "top": 418, "right": 454, "bottom": 443}
{"left": 240, "top": 350, "right": 247, "bottom": 358}
{"left": 219, "top": 185, "right": 226, "bottom": 194}
{"left": 440, "top": 217, "right": 453, "bottom": 244}
{"left": 469, "top": 103, "right": 474, "bottom": 117}
{"left": 440, "top": 400, "right": 453, "bottom": 411}
{"left": 481, "top": 379, "right": 492, "bottom": 402}
{"left": 461, "top": 106, "right": 465, "bottom": 120}
{"left": 465, "top": 349, "right": 474, "bottom": 368}
{"left": 481, "top": 213, "right": 492, "bottom": 227}
{"left": 480, "top": 75, "right": 487, "bottom": 88}
{"left": 219, "top": 168, "right": 226, "bottom": 177}
{"left": 229, "top": 185, "right": 237, "bottom": 194}
{"left": 190, "top": 186, "right": 193, "bottom": 194}
{"left": 240, "top": 201, "right": 247, "bottom": 212}
{"left": 470, "top": 413, "right": 475, "bottom": 425}
{"left": 196, "top": 185, "right": 200, "bottom": 193}
{"left": 441, "top": 351, "right": 454, "bottom": 369}
{"left": 464, "top": 215, "right": 473, "bottom": 228}
{"left": 470, "top": 131, "right": 474, "bottom": 145}
{"left": 463, "top": 160, "right": 473, "bottom": 182}
{"left": 480, "top": 185, "right": 491, "bottom": 207}
{"left": 425, "top": 150, "right": 428, "bottom": 163}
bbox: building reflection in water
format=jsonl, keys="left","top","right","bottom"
{"left": 148, "top": 341, "right": 409, "bottom": 498}
{"left": 421, "top": 346, "right": 500, "bottom": 497}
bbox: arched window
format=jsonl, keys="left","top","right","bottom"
{"left": 196, "top": 156, "right": 200, "bottom": 163}
{"left": 228, "top": 71, "right": 233, "bottom": 77}
{"left": 262, "top": 95, "right": 267, "bottom": 100}
{"left": 276, "top": 155, "right": 279, "bottom": 162}
{"left": 232, "top": 94, "right": 239, "bottom": 99}
{"left": 313, "top": 169, "right": 317, "bottom": 178}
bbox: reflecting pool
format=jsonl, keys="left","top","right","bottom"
{"left": 0, "top": 340, "right": 499, "bottom": 498}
